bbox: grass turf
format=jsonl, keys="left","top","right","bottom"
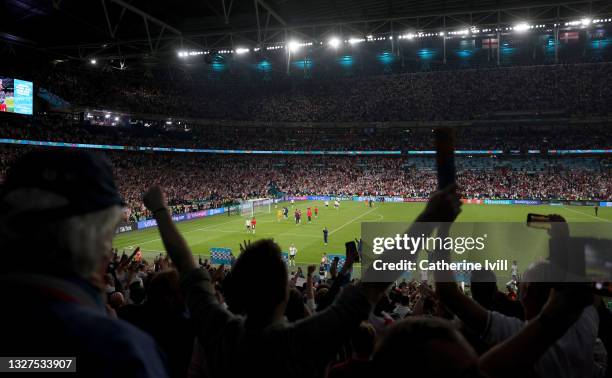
{"left": 113, "top": 201, "right": 612, "bottom": 267}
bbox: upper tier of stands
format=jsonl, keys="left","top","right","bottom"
{"left": 23, "top": 62, "right": 612, "bottom": 122}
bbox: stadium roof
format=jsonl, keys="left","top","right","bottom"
{"left": 2, "top": 0, "right": 612, "bottom": 67}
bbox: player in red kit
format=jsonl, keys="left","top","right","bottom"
{"left": 307, "top": 208, "right": 312, "bottom": 223}
{"left": 314, "top": 207, "right": 318, "bottom": 218}
{"left": 250, "top": 217, "right": 256, "bottom": 234}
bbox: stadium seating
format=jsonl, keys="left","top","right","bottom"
{"left": 21, "top": 62, "right": 612, "bottom": 122}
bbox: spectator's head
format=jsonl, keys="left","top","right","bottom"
{"left": 109, "top": 291, "right": 125, "bottom": 309}
{"left": 371, "top": 317, "right": 480, "bottom": 378}
{"left": 285, "top": 288, "right": 306, "bottom": 322}
{"left": 129, "top": 281, "right": 146, "bottom": 305}
{"left": 223, "top": 239, "right": 288, "bottom": 325}
{"left": 519, "top": 261, "right": 554, "bottom": 319}
{"left": 315, "top": 286, "right": 329, "bottom": 306}
{"left": 0, "top": 150, "right": 124, "bottom": 289}
{"left": 470, "top": 269, "right": 498, "bottom": 309}
{"left": 147, "top": 269, "right": 184, "bottom": 311}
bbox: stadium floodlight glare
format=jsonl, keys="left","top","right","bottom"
{"left": 104, "top": 114, "right": 111, "bottom": 119}
{"left": 235, "top": 48, "right": 250, "bottom": 55}
{"left": 90, "top": 59, "right": 97, "bottom": 65}
{"left": 114, "top": 116, "right": 119, "bottom": 121}
{"left": 287, "top": 40, "right": 301, "bottom": 53}
{"left": 513, "top": 22, "right": 531, "bottom": 32}
{"left": 348, "top": 37, "right": 365, "bottom": 45}
{"left": 328, "top": 37, "right": 341, "bottom": 49}
{"left": 581, "top": 18, "right": 592, "bottom": 26}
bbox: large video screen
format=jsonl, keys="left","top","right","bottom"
{"left": 0, "top": 77, "right": 33, "bottom": 115}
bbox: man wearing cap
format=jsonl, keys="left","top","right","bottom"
{"left": 0, "top": 150, "right": 167, "bottom": 377}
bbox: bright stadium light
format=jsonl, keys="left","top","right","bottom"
{"left": 235, "top": 47, "right": 250, "bottom": 55}
{"left": 581, "top": 18, "right": 592, "bottom": 26}
{"left": 104, "top": 114, "right": 111, "bottom": 119}
{"left": 328, "top": 37, "right": 341, "bottom": 49}
{"left": 90, "top": 59, "right": 97, "bottom": 65}
{"left": 287, "top": 40, "right": 301, "bottom": 53}
{"left": 513, "top": 22, "right": 531, "bottom": 32}
{"left": 114, "top": 116, "right": 119, "bottom": 121}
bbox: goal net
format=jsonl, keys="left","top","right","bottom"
{"left": 239, "top": 198, "right": 273, "bottom": 218}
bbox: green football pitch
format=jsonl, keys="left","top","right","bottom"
{"left": 113, "top": 201, "right": 612, "bottom": 268}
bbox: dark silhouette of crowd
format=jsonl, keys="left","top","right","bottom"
{"left": 1, "top": 150, "right": 610, "bottom": 378}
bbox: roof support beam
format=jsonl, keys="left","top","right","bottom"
{"left": 255, "top": 0, "right": 287, "bottom": 26}
{"left": 107, "top": 0, "right": 182, "bottom": 36}
{"left": 222, "top": 0, "right": 234, "bottom": 24}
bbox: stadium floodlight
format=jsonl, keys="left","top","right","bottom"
{"left": 90, "top": 59, "right": 97, "bottom": 65}
{"left": 114, "top": 116, "right": 119, "bottom": 121}
{"left": 165, "top": 121, "right": 172, "bottom": 125}
{"left": 581, "top": 18, "right": 592, "bottom": 26}
{"left": 104, "top": 114, "right": 111, "bottom": 119}
{"left": 287, "top": 40, "right": 301, "bottom": 53}
{"left": 348, "top": 37, "right": 365, "bottom": 45}
{"left": 235, "top": 48, "right": 250, "bottom": 55}
{"left": 513, "top": 22, "right": 531, "bottom": 32}
{"left": 328, "top": 37, "right": 341, "bottom": 49}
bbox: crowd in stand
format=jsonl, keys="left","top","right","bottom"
{"left": 28, "top": 62, "right": 612, "bottom": 122}
{"left": 1, "top": 112, "right": 611, "bottom": 152}
{"left": 0, "top": 145, "right": 610, "bottom": 222}
{"left": 1, "top": 149, "right": 610, "bottom": 378}
{"left": 2, "top": 52, "right": 612, "bottom": 378}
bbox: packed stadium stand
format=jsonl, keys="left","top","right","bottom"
{"left": 2, "top": 1, "right": 612, "bottom": 378}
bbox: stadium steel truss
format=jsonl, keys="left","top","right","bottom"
{"left": 2, "top": 0, "right": 612, "bottom": 70}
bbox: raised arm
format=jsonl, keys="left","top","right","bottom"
{"left": 479, "top": 287, "right": 593, "bottom": 378}
{"left": 305, "top": 264, "right": 316, "bottom": 312}
{"left": 142, "top": 186, "right": 237, "bottom": 365}
{"left": 143, "top": 186, "right": 196, "bottom": 273}
{"left": 433, "top": 222, "right": 489, "bottom": 334}
{"left": 359, "top": 184, "right": 462, "bottom": 305}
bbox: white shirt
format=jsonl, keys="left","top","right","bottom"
{"left": 245, "top": 219, "right": 251, "bottom": 227}
{"left": 289, "top": 247, "right": 297, "bottom": 256}
{"left": 393, "top": 305, "right": 412, "bottom": 319}
{"left": 483, "top": 306, "right": 599, "bottom": 378}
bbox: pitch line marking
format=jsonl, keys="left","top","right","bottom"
{"left": 125, "top": 206, "right": 384, "bottom": 248}
{"left": 131, "top": 217, "right": 246, "bottom": 246}
{"left": 562, "top": 206, "right": 611, "bottom": 223}
{"left": 330, "top": 207, "right": 378, "bottom": 235}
